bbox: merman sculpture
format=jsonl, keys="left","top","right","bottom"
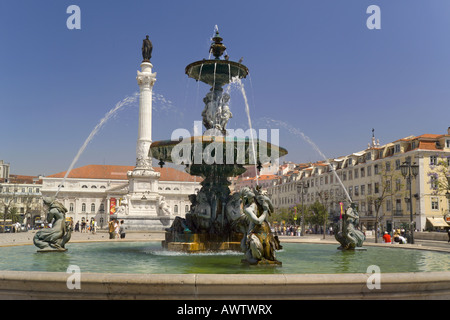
{"left": 334, "top": 203, "right": 366, "bottom": 250}
{"left": 240, "top": 187, "right": 282, "bottom": 265}
{"left": 33, "top": 197, "right": 72, "bottom": 252}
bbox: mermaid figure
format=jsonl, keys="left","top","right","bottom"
{"left": 240, "top": 187, "right": 282, "bottom": 265}
{"left": 33, "top": 197, "right": 72, "bottom": 252}
{"left": 335, "top": 203, "right": 365, "bottom": 250}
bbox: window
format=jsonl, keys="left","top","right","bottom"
{"left": 446, "top": 139, "right": 450, "bottom": 148}
{"left": 395, "top": 179, "right": 402, "bottom": 191}
{"left": 395, "top": 160, "right": 401, "bottom": 170}
{"left": 431, "top": 197, "right": 439, "bottom": 210}
{"left": 385, "top": 161, "right": 391, "bottom": 172}
{"left": 82, "top": 203, "right": 86, "bottom": 212}
{"left": 367, "top": 166, "right": 372, "bottom": 176}
{"left": 395, "top": 144, "right": 401, "bottom": 153}
{"left": 354, "top": 169, "right": 358, "bottom": 179}
{"left": 361, "top": 185, "right": 365, "bottom": 196}
{"left": 368, "top": 183, "right": 372, "bottom": 195}
{"left": 354, "top": 186, "right": 359, "bottom": 196}
{"left": 374, "top": 182, "right": 379, "bottom": 194}
{"left": 430, "top": 155, "right": 438, "bottom": 166}
{"left": 374, "top": 164, "right": 379, "bottom": 174}
{"left": 360, "top": 168, "right": 365, "bottom": 178}
{"left": 386, "top": 199, "right": 392, "bottom": 211}
{"left": 174, "top": 205, "right": 178, "bottom": 214}
{"left": 82, "top": 185, "right": 88, "bottom": 189}
{"left": 430, "top": 175, "right": 438, "bottom": 190}
{"left": 69, "top": 203, "right": 74, "bottom": 212}
{"left": 185, "top": 205, "right": 189, "bottom": 213}
{"left": 91, "top": 203, "right": 95, "bottom": 213}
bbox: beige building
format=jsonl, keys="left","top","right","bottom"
{"left": 267, "top": 128, "right": 450, "bottom": 232}
{"left": 0, "top": 174, "right": 43, "bottom": 227}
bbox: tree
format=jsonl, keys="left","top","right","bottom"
{"left": 427, "top": 158, "right": 450, "bottom": 219}
{"left": 427, "top": 158, "right": 450, "bottom": 195}
{"left": 366, "top": 164, "right": 404, "bottom": 243}
{"left": 306, "top": 200, "right": 328, "bottom": 235}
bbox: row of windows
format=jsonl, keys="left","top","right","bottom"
{"left": 67, "top": 203, "right": 190, "bottom": 214}
{"left": 0, "top": 187, "right": 40, "bottom": 193}
{"left": 272, "top": 156, "right": 447, "bottom": 194}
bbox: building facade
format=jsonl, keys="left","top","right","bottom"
{"left": 0, "top": 175, "right": 43, "bottom": 227}
{"left": 267, "top": 128, "right": 450, "bottom": 232}
{"left": 41, "top": 164, "right": 202, "bottom": 229}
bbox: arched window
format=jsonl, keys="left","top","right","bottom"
{"left": 82, "top": 185, "right": 88, "bottom": 189}
{"left": 81, "top": 203, "right": 86, "bottom": 212}
{"left": 174, "top": 205, "right": 178, "bottom": 214}
{"left": 91, "top": 203, "right": 95, "bottom": 213}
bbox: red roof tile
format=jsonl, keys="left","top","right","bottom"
{"left": 46, "top": 165, "right": 201, "bottom": 182}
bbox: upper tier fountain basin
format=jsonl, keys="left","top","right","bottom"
{"left": 150, "top": 136, "right": 288, "bottom": 167}
{"left": 185, "top": 60, "right": 249, "bottom": 88}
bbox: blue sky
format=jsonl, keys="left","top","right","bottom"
{"left": 1, "top": 0, "right": 450, "bottom": 176}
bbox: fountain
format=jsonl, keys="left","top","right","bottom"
{"left": 6, "top": 30, "right": 447, "bottom": 300}
{"left": 150, "top": 30, "right": 286, "bottom": 265}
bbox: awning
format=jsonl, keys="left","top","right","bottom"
{"left": 426, "top": 217, "right": 449, "bottom": 228}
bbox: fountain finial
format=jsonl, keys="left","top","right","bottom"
{"left": 210, "top": 31, "right": 226, "bottom": 59}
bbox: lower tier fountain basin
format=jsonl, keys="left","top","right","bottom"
{"left": 0, "top": 241, "right": 449, "bottom": 299}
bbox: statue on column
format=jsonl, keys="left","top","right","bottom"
{"left": 142, "top": 35, "right": 153, "bottom": 62}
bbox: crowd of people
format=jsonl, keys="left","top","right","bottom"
{"left": 73, "top": 218, "right": 126, "bottom": 240}
{"left": 382, "top": 229, "right": 408, "bottom": 244}
{"left": 74, "top": 218, "right": 98, "bottom": 234}
{"left": 272, "top": 225, "right": 335, "bottom": 237}
{"left": 108, "top": 219, "right": 126, "bottom": 239}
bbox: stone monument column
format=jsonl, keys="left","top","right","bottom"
{"left": 135, "top": 62, "right": 156, "bottom": 169}
{"left": 118, "top": 38, "right": 172, "bottom": 230}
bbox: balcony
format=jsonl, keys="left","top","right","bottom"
{"left": 393, "top": 210, "right": 403, "bottom": 217}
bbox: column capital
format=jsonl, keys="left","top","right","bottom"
{"left": 137, "top": 62, "right": 157, "bottom": 87}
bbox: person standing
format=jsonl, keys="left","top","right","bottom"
{"left": 119, "top": 220, "right": 126, "bottom": 239}
{"left": 382, "top": 231, "right": 391, "bottom": 243}
{"left": 108, "top": 219, "right": 115, "bottom": 239}
{"left": 114, "top": 219, "right": 120, "bottom": 239}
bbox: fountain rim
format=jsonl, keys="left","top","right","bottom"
{"left": 149, "top": 135, "right": 289, "bottom": 164}
{"left": 185, "top": 59, "right": 249, "bottom": 83}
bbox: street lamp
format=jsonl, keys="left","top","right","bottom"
{"left": 297, "top": 181, "right": 309, "bottom": 236}
{"left": 400, "top": 161, "right": 419, "bottom": 244}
